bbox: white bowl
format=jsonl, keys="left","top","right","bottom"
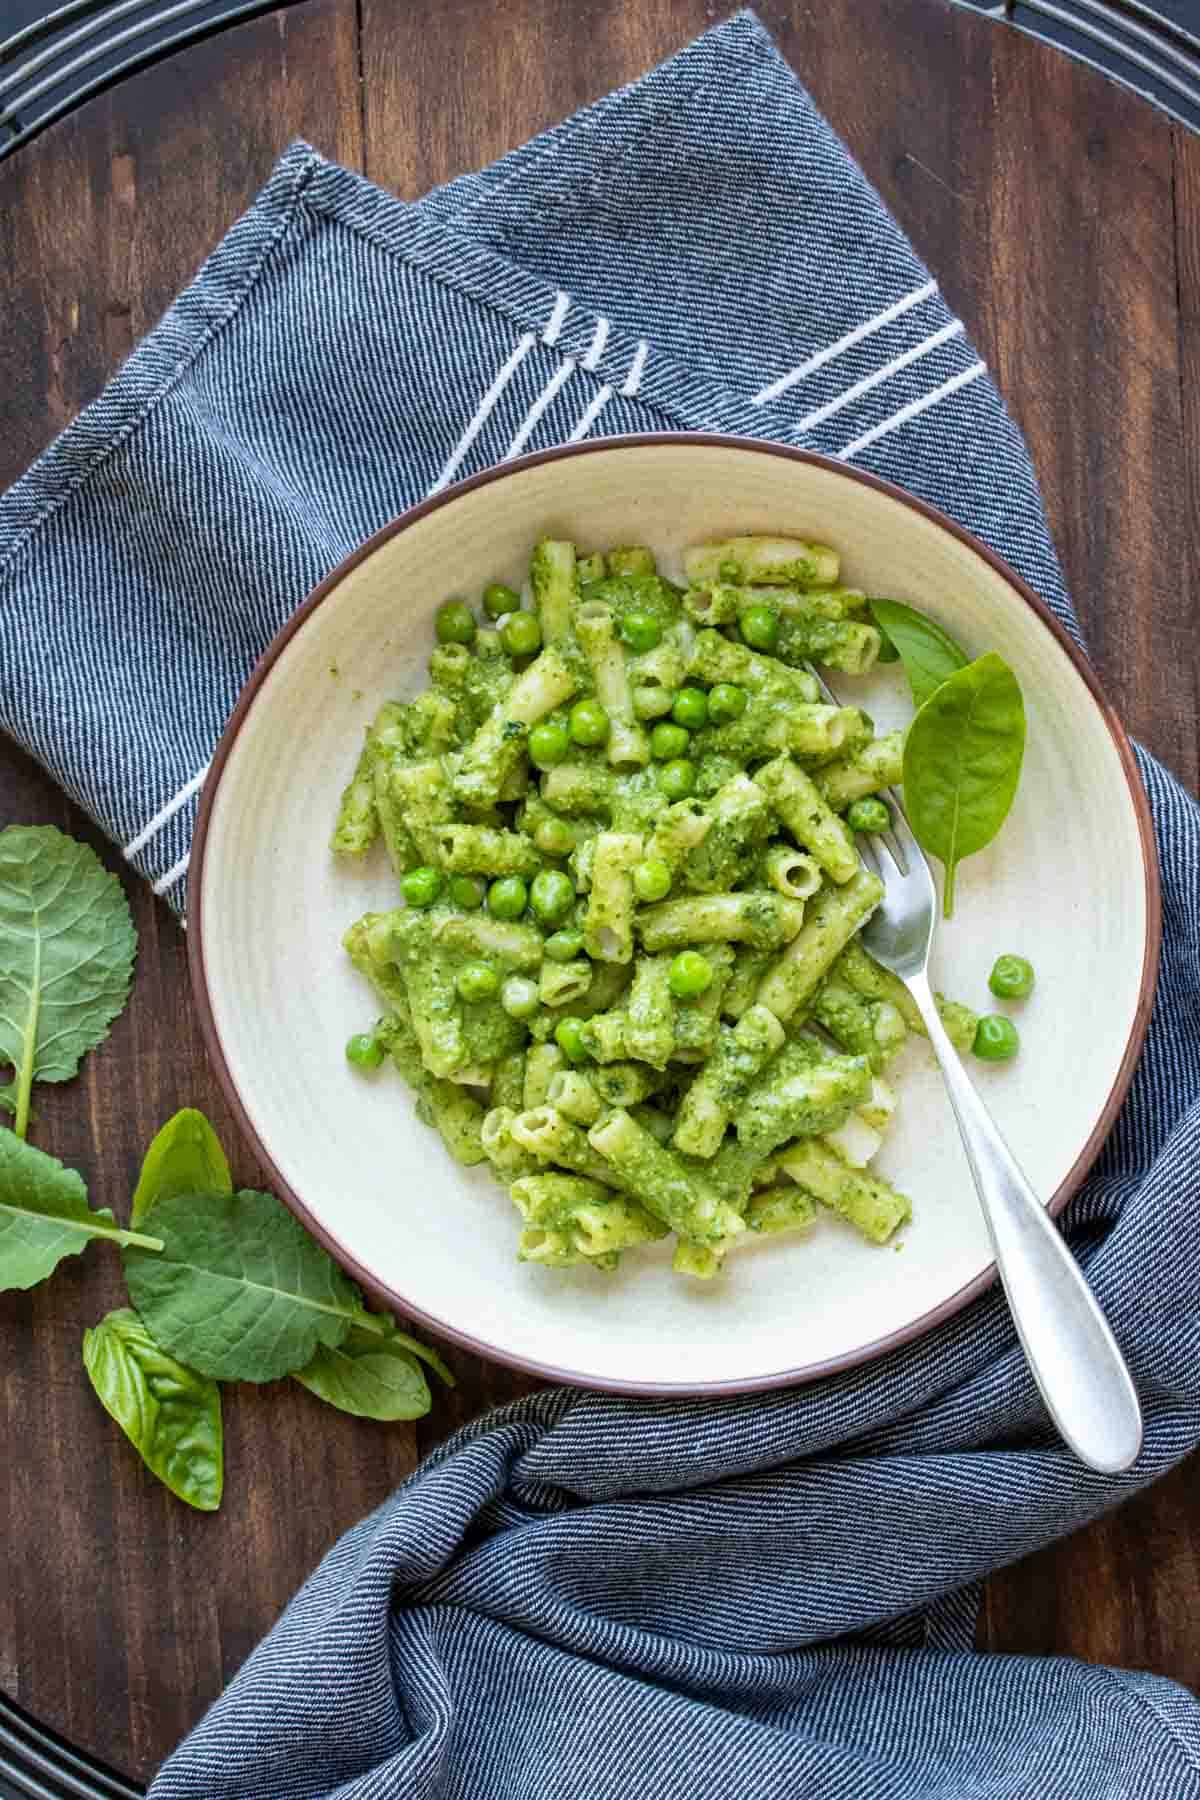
{"left": 190, "top": 437, "right": 1159, "bottom": 1393}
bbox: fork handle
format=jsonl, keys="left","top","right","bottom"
{"left": 908, "top": 970, "right": 1142, "bottom": 1473}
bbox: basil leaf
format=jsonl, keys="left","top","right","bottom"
{"left": 124, "top": 1188, "right": 379, "bottom": 1381}
{"left": 294, "top": 1314, "right": 454, "bottom": 1419}
{"left": 868, "top": 598, "right": 968, "bottom": 710}
{"left": 131, "top": 1108, "right": 232, "bottom": 1229}
{"left": 0, "top": 1128, "right": 162, "bottom": 1291}
{"left": 0, "top": 826, "right": 137, "bottom": 1138}
{"left": 83, "top": 1309, "right": 223, "bottom": 1511}
{"left": 902, "top": 652, "right": 1026, "bottom": 918}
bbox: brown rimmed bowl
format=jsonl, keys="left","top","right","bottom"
{"left": 189, "top": 435, "right": 1159, "bottom": 1394}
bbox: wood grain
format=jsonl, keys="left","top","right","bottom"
{"left": 0, "top": 0, "right": 1197, "bottom": 1784}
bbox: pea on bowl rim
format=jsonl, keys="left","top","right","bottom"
{"left": 187, "top": 433, "right": 1162, "bottom": 1396}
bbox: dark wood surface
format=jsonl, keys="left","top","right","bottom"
{"left": 1, "top": 0, "right": 1197, "bottom": 1784}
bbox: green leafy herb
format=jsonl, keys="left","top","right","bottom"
{"left": 0, "top": 826, "right": 136, "bottom": 1140}
{"left": 131, "top": 1108, "right": 232, "bottom": 1229}
{"left": 902, "top": 652, "right": 1026, "bottom": 918}
{"left": 294, "top": 1317, "right": 453, "bottom": 1420}
{"left": 0, "top": 1128, "right": 162, "bottom": 1291}
{"left": 868, "top": 598, "right": 968, "bottom": 710}
{"left": 124, "top": 1187, "right": 381, "bottom": 1382}
{"left": 83, "top": 1309, "right": 223, "bottom": 1510}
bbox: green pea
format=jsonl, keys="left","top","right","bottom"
{"left": 449, "top": 874, "right": 486, "bottom": 910}
{"left": 530, "top": 868, "right": 575, "bottom": 926}
{"left": 528, "top": 720, "right": 570, "bottom": 769}
{"left": 487, "top": 875, "right": 528, "bottom": 920}
{"left": 569, "top": 698, "right": 610, "bottom": 747}
{"left": 973, "top": 1014, "right": 1020, "bottom": 1062}
{"left": 739, "top": 603, "right": 780, "bottom": 652}
{"left": 671, "top": 686, "right": 709, "bottom": 731}
{"left": 650, "top": 721, "right": 690, "bottom": 761}
{"left": 435, "top": 600, "right": 477, "bottom": 645}
{"left": 554, "top": 1016, "right": 591, "bottom": 1062}
{"left": 345, "top": 1031, "right": 384, "bottom": 1070}
{"left": 668, "top": 950, "right": 713, "bottom": 998}
{"left": 501, "top": 975, "right": 540, "bottom": 1020}
{"left": 618, "top": 610, "right": 662, "bottom": 654}
{"left": 658, "top": 758, "right": 696, "bottom": 801}
{"left": 989, "top": 954, "right": 1036, "bottom": 1000}
{"left": 707, "top": 682, "right": 746, "bottom": 723}
{"left": 482, "top": 581, "right": 521, "bottom": 620}
{"left": 544, "top": 927, "right": 585, "bottom": 963}
{"left": 401, "top": 865, "right": 442, "bottom": 908}
{"left": 632, "top": 858, "right": 672, "bottom": 903}
{"left": 501, "top": 610, "right": 543, "bottom": 658}
{"left": 456, "top": 961, "right": 500, "bottom": 1002}
{"left": 534, "top": 816, "right": 577, "bottom": 858}
{"left": 846, "top": 797, "right": 892, "bottom": 835}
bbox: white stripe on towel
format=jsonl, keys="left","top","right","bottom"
{"left": 837, "top": 361, "right": 987, "bottom": 460}
{"left": 153, "top": 850, "right": 191, "bottom": 897}
{"left": 430, "top": 332, "right": 536, "bottom": 494}
{"left": 581, "top": 317, "right": 610, "bottom": 371}
{"left": 621, "top": 340, "right": 648, "bottom": 396}
{"left": 542, "top": 290, "right": 571, "bottom": 346}
{"left": 752, "top": 279, "right": 939, "bottom": 405}
{"left": 793, "top": 320, "right": 965, "bottom": 433}
{"left": 124, "top": 762, "right": 210, "bottom": 858}
{"left": 502, "top": 358, "right": 578, "bottom": 461}
{"left": 567, "top": 384, "right": 615, "bottom": 442}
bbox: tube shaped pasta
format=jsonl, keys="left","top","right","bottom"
{"left": 530, "top": 539, "right": 578, "bottom": 644}
{"left": 686, "top": 628, "right": 819, "bottom": 703}
{"left": 761, "top": 844, "right": 821, "bottom": 900}
{"left": 432, "top": 912, "right": 543, "bottom": 970}
{"left": 815, "top": 732, "right": 905, "bottom": 810}
{"left": 625, "top": 953, "right": 676, "bottom": 1068}
{"left": 453, "top": 644, "right": 580, "bottom": 806}
{"left": 688, "top": 583, "right": 868, "bottom": 628}
{"left": 676, "top": 774, "right": 773, "bottom": 893}
{"left": 606, "top": 546, "right": 657, "bottom": 577}
{"left": 580, "top": 1009, "right": 633, "bottom": 1063}
{"left": 637, "top": 890, "right": 806, "bottom": 952}
{"left": 390, "top": 759, "right": 456, "bottom": 863}
{"left": 673, "top": 1003, "right": 787, "bottom": 1158}
{"left": 541, "top": 762, "right": 617, "bottom": 816}
{"left": 756, "top": 868, "right": 884, "bottom": 1020}
{"left": 490, "top": 1051, "right": 526, "bottom": 1112}
{"left": 589, "top": 1061, "right": 663, "bottom": 1108}
{"left": 721, "top": 945, "right": 774, "bottom": 1020}
{"left": 434, "top": 824, "right": 543, "bottom": 878}
{"left": 584, "top": 832, "right": 644, "bottom": 962}
{"left": 702, "top": 698, "right": 863, "bottom": 764}
{"left": 744, "top": 1185, "right": 819, "bottom": 1237}
{"left": 576, "top": 602, "right": 649, "bottom": 768}
{"left": 587, "top": 1108, "right": 746, "bottom": 1243}
{"left": 545, "top": 1070, "right": 603, "bottom": 1126}
{"left": 645, "top": 801, "right": 712, "bottom": 872}
{"left": 777, "top": 1139, "right": 911, "bottom": 1244}
{"left": 753, "top": 756, "right": 860, "bottom": 884}
{"left": 776, "top": 614, "right": 882, "bottom": 676}
{"left": 830, "top": 941, "right": 978, "bottom": 1052}
{"left": 481, "top": 1107, "right": 544, "bottom": 1179}
{"left": 523, "top": 1042, "right": 565, "bottom": 1109}
{"left": 820, "top": 1115, "right": 883, "bottom": 1170}
{"left": 372, "top": 756, "right": 420, "bottom": 875}
{"left": 332, "top": 733, "right": 379, "bottom": 855}
{"left": 511, "top": 1174, "right": 668, "bottom": 1260}
{"left": 811, "top": 983, "right": 907, "bottom": 1073}
{"left": 511, "top": 1107, "right": 626, "bottom": 1190}
{"left": 683, "top": 536, "right": 840, "bottom": 589}
{"left": 737, "top": 1048, "right": 872, "bottom": 1156}
{"left": 539, "top": 959, "right": 593, "bottom": 1007}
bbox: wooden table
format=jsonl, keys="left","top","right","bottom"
{"left": 1, "top": 0, "right": 1198, "bottom": 1785}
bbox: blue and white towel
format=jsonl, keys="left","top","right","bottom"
{"left": 2, "top": 14, "right": 1199, "bottom": 1797}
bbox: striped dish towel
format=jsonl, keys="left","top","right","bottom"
{"left": 4, "top": 14, "right": 1200, "bottom": 1798}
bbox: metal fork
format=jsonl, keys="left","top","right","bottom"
{"left": 814, "top": 671, "right": 1143, "bottom": 1473}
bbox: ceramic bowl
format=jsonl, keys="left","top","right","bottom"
{"left": 190, "top": 436, "right": 1159, "bottom": 1393}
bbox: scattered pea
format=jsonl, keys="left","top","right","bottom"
{"left": 650, "top": 721, "right": 690, "bottom": 761}
{"left": 501, "top": 975, "right": 540, "bottom": 1020}
{"left": 401, "top": 864, "right": 442, "bottom": 908}
{"left": 847, "top": 797, "right": 892, "bottom": 835}
{"left": 528, "top": 720, "right": 570, "bottom": 769}
{"left": 534, "top": 817, "right": 577, "bottom": 858}
{"left": 501, "top": 610, "right": 542, "bottom": 658}
{"left": 707, "top": 682, "right": 746, "bottom": 723}
{"left": 671, "top": 686, "right": 709, "bottom": 731}
{"left": 434, "top": 600, "right": 477, "bottom": 645}
{"left": 345, "top": 1032, "right": 384, "bottom": 1070}
{"left": 989, "top": 954, "right": 1036, "bottom": 1000}
{"left": 569, "top": 698, "right": 610, "bottom": 747}
{"left": 739, "top": 603, "right": 780, "bottom": 652}
{"left": 669, "top": 950, "right": 713, "bottom": 998}
{"left": 618, "top": 610, "right": 662, "bottom": 654}
{"left": 449, "top": 874, "right": 486, "bottom": 910}
{"left": 973, "top": 1014, "right": 1020, "bottom": 1062}
{"left": 456, "top": 961, "right": 500, "bottom": 1002}
{"left": 658, "top": 758, "right": 696, "bottom": 801}
{"left": 530, "top": 868, "right": 575, "bottom": 926}
{"left": 554, "top": 1016, "right": 591, "bottom": 1062}
{"left": 544, "top": 927, "right": 585, "bottom": 963}
{"left": 482, "top": 581, "right": 521, "bottom": 620}
{"left": 632, "top": 858, "right": 672, "bottom": 903}
{"left": 487, "top": 875, "right": 528, "bottom": 920}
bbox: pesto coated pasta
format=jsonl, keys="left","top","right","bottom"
{"left": 334, "top": 533, "right": 991, "bottom": 1283}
